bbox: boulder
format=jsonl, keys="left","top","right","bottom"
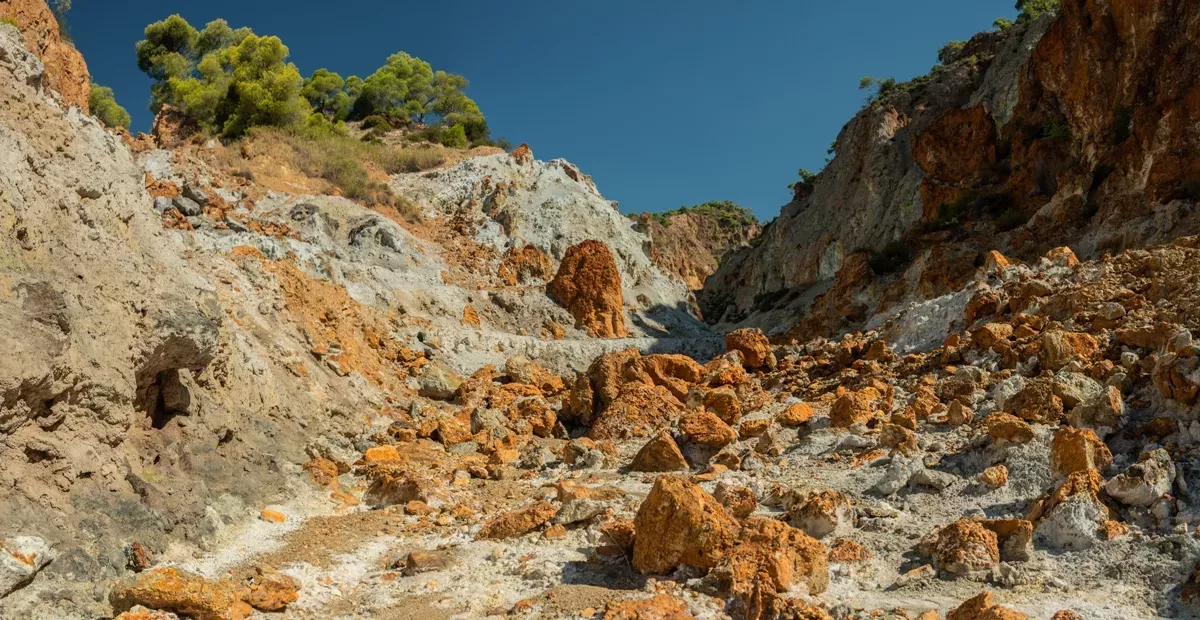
{"left": 785, "top": 491, "right": 853, "bottom": 539}
{"left": 678, "top": 410, "right": 737, "bottom": 448}
{"left": 946, "top": 591, "right": 1027, "bottom": 620}
{"left": 1105, "top": 448, "right": 1175, "bottom": 506}
{"left": 725, "top": 328, "right": 773, "bottom": 369}
{"left": 985, "top": 413, "right": 1034, "bottom": 445}
{"left": 476, "top": 501, "right": 559, "bottom": 540}
{"left": 1006, "top": 379, "right": 1063, "bottom": 423}
{"left": 632, "top": 476, "right": 740, "bottom": 574}
{"left": 547, "top": 239, "right": 628, "bottom": 338}
{"left": 830, "top": 390, "right": 878, "bottom": 428}
{"left": 589, "top": 383, "right": 684, "bottom": 440}
{"left": 928, "top": 519, "right": 999, "bottom": 577}
{"left": 109, "top": 567, "right": 251, "bottom": 620}
{"left": 716, "top": 517, "right": 829, "bottom": 599}
{"left": 629, "top": 430, "right": 689, "bottom": 472}
{"left": 1042, "top": 331, "right": 1100, "bottom": 370}
{"left": 1030, "top": 470, "right": 1112, "bottom": 551}
{"left": 713, "top": 483, "right": 757, "bottom": 519}
{"left": 777, "top": 402, "right": 814, "bottom": 427}
{"left": 702, "top": 387, "right": 743, "bottom": 424}
{"left": 1049, "top": 427, "right": 1112, "bottom": 480}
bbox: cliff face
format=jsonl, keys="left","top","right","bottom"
{"left": 0, "top": 0, "right": 88, "bottom": 111}
{"left": 633, "top": 209, "right": 761, "bottom": 292}
{"left": 702, "top": 0, "right": 1200, "bottom": 341}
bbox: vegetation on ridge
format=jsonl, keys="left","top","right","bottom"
{"left": 89, "top": 85, "right": 132, "bottom": 129}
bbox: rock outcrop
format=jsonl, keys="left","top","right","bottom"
{"left": 0, "top": 0, "right": 88, "bottom": 111}
{"left": 548, "top": 239, "right": 629, "bottom": 338}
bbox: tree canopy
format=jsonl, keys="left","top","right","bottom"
{"left": 89, "top": 85, "right": 131, "bottom": 129}
{"left": 1016, "top": 0, "right": 1059, "bottom": 22}
{"left": 135, "top": 15, "right": 492, "bottom": 143}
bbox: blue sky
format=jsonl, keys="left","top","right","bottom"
{"left": 69, "top": 0, "right": 1017, "bottom": 221}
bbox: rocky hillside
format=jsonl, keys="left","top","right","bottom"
{"left": 703, "top": 0, "right": 1200, "bottom": 342}
{"left": 6, "top": 2, "right": 1200, "bottom": 620}
{"left": 631, "top": 202, "right": 762, "bottom": 292}
{"left": 0, "top": 0, "right": 88, "bottom": 110}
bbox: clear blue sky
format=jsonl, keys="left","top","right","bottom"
{"left": 69, "top": 0, "right": 1017, "bottom": 221}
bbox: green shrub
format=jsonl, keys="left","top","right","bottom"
{"left": 88, "top": 85, "right": 132, "bottom": 129}
{"left": 1016, "top": 0, "right": 1059, "bottom": 22}
{"left": 994, "top": 17, "right": 1015, "bottom": 30}
{"left": 0, "top": 16, "right": 18, "bottom": 28}
{"left": 938, "top": 40, "right": 967, "bottom": 64}
{"left": 657, "top": 200, "right": 758, "bottom": 230}
{"left": 860, "top": 76, "right": 899, "bottom": 102}
{"left": 1040, "top": 118, "right": 1072, "bottom": 141}
{"left": 301, "top": 68, "right": 354, "bottom": 121}
{"left": 438, "top": 123, "right": 467, "bottom": 148}
{"left": 868, "top": 241, "right": 912, "bottom": 274}
{"left": 361, "top": 115, "right": 392, "bottom": 132}
{"left": 788, "top": 168, "right": 820, "bottom": 195}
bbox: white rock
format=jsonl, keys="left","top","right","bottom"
{"left": 1, "top": 536, "right": 54, "bottom": 598}
{"left": 1105, "top": 448, "right": 1175, "bottom": 506}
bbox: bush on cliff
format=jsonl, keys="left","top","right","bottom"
{"left": 1016, "top": 0, "right": 1059, "bottom": 22}
{"left": 88, "top": 85, "right": 131, "bottom": 129}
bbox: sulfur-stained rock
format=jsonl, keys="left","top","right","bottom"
{"left": 716, "top": 517, "right": 829, "bottom": 599}
{"left": 947, "top": 400, "right": 974, "bottom": 426}
{"left": 1031, "top": 470, "right": 1112, "bottom": 551}
{"left": 1050, "top": 427, "right": 1112, "bottom": 480}
{"left": 985, "top": 413, "right": 1034, "bottom": 445}
{"left": 678, "top": 410, "right": 737, "bottom": 448}
{"left": 830, "top": 391, "right": 877, "bottom": 428}
{"left": 738, "top": 418, "right": 772, "bottom": 439}
{"left": 1105, "top": 448, "right": 1175, "bottom": 506}
{"left": 928, "top": 519, "right": 999, "bottom": 577}
{"left": 977, "top": 519, "right": 1033, "bottom": 562}
{"left": 240, "top": 566, "right": 300, "bottom": 612}
{"left": 547, "top": 239, "right": 628, "bottom": 338}
{"left": 1, "top": 536, "right": 53, "bottom": 599}
{"left": 1152, "top": 352, "right": 1200, "bottom": 405}
{"left": 1044, "top": 246, "right": 1079, "bottom": 268}
{"left": 778, "top": 402, "right": 815, "bottom": 427}
{"left": 972, "top": 323, "right": 1013, "bottom": 350}
{"left": 603, "top": 593, "right": 693, "bottom": 620}
{"left": 703, "top": 387, "right": 743, "bottom": 425}
{"left": 946, "top": 591, "right": 1027, "bottom": 620}
{"left": 979, "top": 465, "right": 1008, "bottom": 488}
{"left": 1042, "top": 331, "right": 1100, "bottom": 370}
{"left": 879, "top": 422, "right": 919, "bottom": 456}
{"left": 725, "top": 328, "right": 773, "bottom": 369}
{"left": 589, "top": 383, "right": 684, "bottom": 440}
{"left": 504, "top": 356, "right": 564, "bottom": 394}
{"left": 632, "top": 354, "right": 706, "bottom": 402}
{"left": 476, "top": 501, "right": 558, "bottom": 540}
{"left": 714, "top": 482, "right": 758, "bottom": 519}
{"left": 632, "top": 476, "right": 740, "bottom": 574}
{"left": 630, "top": 429, "right": 689, "bottom": 472}
{"left": 1069, "top": 385, "right": 1126, "bottom": 433}
{"left": 1006, "top": 379, "right": 1063, "bottom": 424}
{"left": 785, "top": 491, "right": 853, "bottom": 539}
{"left": 109, "top": 567, "right": 251, "bottom": 620}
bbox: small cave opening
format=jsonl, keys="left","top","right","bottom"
{"left": 138, "top": 368, "right": 193, "bottom": 430}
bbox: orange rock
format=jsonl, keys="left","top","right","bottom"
{"left": 600, "top": 518, "right": 637, "bottom": 554}
{"left": 0, "top": 0, "right": 90, "bottom": 112}
{"left": 713, "top": 482, "right": 757, "bottom": 519}
{"left": 543, "top": 523, "right": 568, "bottom": 540}
{"left": 547, "top": 240, "right": 628, "bottom": 338}
{"left": 630, "top": 429, "right": 689, "bottom": 472}
{"left": 972, "top": 323, "right": 1013, "bottom": 349}
{"left": 1007, "top": 379, "right": 1064, "bottom": 423}
{"left": 114, "top": 607, "right": 179, "bottom": 620}
{"left": 507, "top": 397, "right": 558, "bottom": 438}
{"left": 786, "top": 491, "right": 852, "bottom": 539}
{"left": 476, "top": 501, "right": 558, "bottom": 540}
{"left": 505, "top": 356, "right": 565, "bottom": 394}
{"left": 725, "top": 328, "right": 773, "bottom": 369}
{"left": 864, "top": 340, "right": 894, "bottom": 362}
{"left": 946, "top": 591, "right": 1027, "bottom": 620}
{"left": 603, "top": 594, "right": 693, "bottom": 620}
{"left": 1042, "top": 331, "right": 1100, "bottom": 370}
{"left": 828, "top": 539, "right": 871, "bottom": 563}
{"left": 778, "top": 402, "right": 814, "bottom": 427}
{"left": 929, "top": 520, "right": 999, "bottom": 576}
{"left": 259, "top": 509, "right": 286, "bottom": 524}
{"left": 1050, "top": 427, "right": 1113, "bottom": 479}
{"left": 738, "top": 418, "right": 772, "bottom": 439}
{"left": 976, "top": 519, "right": 1033, "bottom": 562}
{"left": 678, "top": 410, "right": 737, "bottom": 448}
{"left": 703, "top": 387, "right": 743, "bottom": 424}
{"left": 303, "top": 457, "right": 341, "bottom": 491}
{"left": 632, "top": 476, "right": 740, "bottom": 574}
{"left": 1153, "top": 353, "right": 1200, "bottom": 404}
{"left": 985, "top": 413, "right": 1034, "bottom": 445}
{"left": 462, "top": 305, "right": 481, "bottom": 327}
{"left": 497, "top": 243, "right": 554, "bottom": 286}
{"left": 1050, "top": 611, "right": 1084, "bottom": 620}
{"left": 589, "top": 383, "right": 684, "bottom": 440}
{"left": 719, "top": 517, "right": 829, "bottom": 598}
{"left": 241, "top": 566, "right": 300, "bottom": 612}
{"left": 879, "top": 423, "right": 919, "bottom": 456}
{"left": 979, "top": 465, "right": 1008, "bottom": 488}
{"left": 109, "top": 567, "right": 252, "bottom": 620}
{"left": 947, "top": 400, "right": 974, "bottom": 426}
{"left": 1044, "top": 246, "right": 1079, "bottom": 267}
{"left": 632, "top": 354, "right": 706, "bottom": 401}
{"left": 830, "top": 391, "right": 877, "bottom": 428}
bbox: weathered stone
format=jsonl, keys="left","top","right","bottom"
{"left": 985, "top": 413, "right": 1034, "bottom": 445}
{"left": 678, "top": 410, "right": 737, "bottom": 448}
{"left": 476, "top": 501, "right": 558, "bottom": 540}
{"left": 1042, "top": 331, "right": 1100, "bottom": 370}
{"left": 629, "top": 429, "right": 689, "bottom": 472}
{"left": 785, "top": 491, "right": 853, "bottom": 539}
{"left": 1, "top": 537, "right": 53, "bottom": 598}
{"left": 777, "top": 402, "right": 814, "bottom": 427}
{"left": 725, "top": 328, "right": 773, "bottom": 369}
{"left": 547, "top": 240, "right": 628, "bottom": 338}
{"left": 1105, "top": 448, "right": 1175, "bottom": 506}
{"left": 928, "top": 519, "right": 999, "bottom": 577}
{"left": 946, "top": 591, "right": 1027, "bottom": 620}
{"left": 979, "top": 465, "right": 1008, "bottom": 489}
{"left": 830, "top": 391, "right": 877, "bottom": 428}
{"left": 632, "top": 476, "right": 740, "bottom": 574}
{"left": 109, "top": 567, "right": 251, "bottom": 620}
{"left": 713, "top": 482, "right": 757, "bottom": 519}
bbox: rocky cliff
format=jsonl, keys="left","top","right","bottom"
{"left": 703, "top": 0, "right": 1200, "bottom": 343}
{"left": 0, "top": 0, "right": 88, "bottom": 111}
{"left": 632, "top": 206, "right": 761, "bottom": 292}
